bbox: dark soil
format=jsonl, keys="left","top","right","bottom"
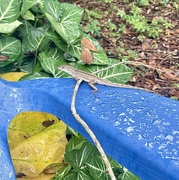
{"left": 60, "top": 0, "right": 179, "bottom": 98}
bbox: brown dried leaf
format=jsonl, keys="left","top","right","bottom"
{"left": 175, "top": 29, "right": 179, "bottom": 34}
{"left": 0, "top": 55, "right": 9, "bottom": 61}
{"left": 139, "top": 52, "right": 146, "bottom": 58}
{"left": 81, "top": 37, "right": 98, "bottom": 52}
{"left": 142, "top": 41, "right": 150, "bottom": 51}
{"left": 81, "top": 46, "right": 93, "bottom": 65}
{"left": 162, "top": 68, "right": 179, "bottom": 81}
{"left": 153, "top": 84, "right": 161, "bottom": 90}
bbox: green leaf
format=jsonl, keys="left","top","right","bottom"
{"left": 53, "top": 160, "right": 93, "bottom": 180}
{"left": 0, "top": 20, "right": 22, "bottom": 34}
{"left": 19, "top": 72, "right": 51, "bottom": 80}
{"left": 66, "top": 126, "right": 80, "bottom": 139}
{"left": 0, "top": 37, "right": 21, "bottom": 67}
{"left": 87, "top": 156, "right": 139, "bottom": 180}
{"left": 110, "top": 158, "right": 139, "bottom": 180}
{"left": 39, "top": 48, "right": 64, "bottom": 77}
{"left": 65, "top": 142, "right": 98, "bottom": 169}
{"left": 55, "top": 136, "right": 139, "bottom": 180}
{"left": 60, "top": 168, "right": 93, "bottom": 180}
{"left": 115, "top": 167, "right": 139, "bottom": 180}
{"left": 74, "top": 63, "right": 133, "bottom": 84}
{"left": 173, "top": 83, "right": 179, "bottom": 88}
{"left": 96, "top": 64, "right": 133, "bottom": 84}
{"left": 51, "top": 165, "right": 71, "bottom": 180}
{"left": 33, "top": 61, "right": 42, "bottom": 73}
{"left": 17, "top": 20, "right": 34, "bottom": 38}
{"left": 0, "top": 0, "right": 20, "bottom": 22}
{"left": 22, "top": 26, "right": 50, "bottom": 53}
{"left": 86, "top": 156, "right": 111, "bottom": 180}
{"left": 65, "top": 136, "right": 86, "bottom": 152}
{"left": 21, "top": 0, "right": 44, "bottom": 15}
{"left": 170, "top": 96, "right": 178, "bottom": 100}
{"left": 46, "top": 30, "right": 81, "bottom": 60}
{"left": 92, "top": 51, "right": 109, "bottom": 65}
{"left": 43, "top": 0, "right": 63, "bottom": 21}
{"left": 67, "top": 40, "right": 82, "bottom": 59}
{"left": 21, "top": 10, "right": 35, "bottom": 21}
{"left": 0, "top": 62, "right": 18, "bottom": 73}
{"left": 44, "top": 2, "right": 83, "bottom": 44}
{"left": 19, "top": 56, "right": 35, "bottom": 73}
{"left": 46, "top": 30, "right": 68, "bottom": 52}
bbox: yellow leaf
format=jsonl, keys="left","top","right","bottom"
{"left": 0, "top": 72, "right": 27, "bottom": 81}
{"left": 8, "top": 112, "right": 67, "bottom": 176}
{"left": 16, "top": 174, "right": 55, "bottom": 180}
{"left": 4, "top": 72, "right": 67, "bottom": 178}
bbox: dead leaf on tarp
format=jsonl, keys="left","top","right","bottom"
{"left": 42, "top": 162, "right": 66, "bottom": 174}
{"left": 16, "top": 174, "right": 55, "bottom": 180}
{"left": 0, "top": 72, "right": 27, "bottom": 81}
{"left": 16, "top": 163, "right": 67, "bottom": 179}
{"left": 8, "top": 112, "right": 67, "bottom": 177}
{"left": 81, "top": 37, "right": 98, "bottom": 52}
{"left": 81, "top": 45, "right": 93, "bottom": 65}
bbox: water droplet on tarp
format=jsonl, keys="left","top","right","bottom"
{"left": 0, "top": 149, "right": 3, "bottom": 157}
{"left": 9, "top": 172, "right": 13, "bottom": 179}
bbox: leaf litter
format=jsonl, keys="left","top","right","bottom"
{"left": 60, "top": 0, "right": 179, "bottom": 98}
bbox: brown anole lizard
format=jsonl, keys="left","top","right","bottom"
{"left": 58, "top": 64, "right": 152, "bottom": 93}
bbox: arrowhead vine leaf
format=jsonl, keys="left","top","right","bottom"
{"left": 0, "top": 37, "right": 21, "bottom": 67}
{"left": 0, "top": 0, "right": 133, "bottom": 88}
{"left": 22, "top": 26, "right": 50, "bottom": 53}
{"left": 0, "top": 20, "right": 22, "bottom": 33}
{"left": 44, "top": 2, "right": 83, "bottom": 44}
{"left": 0, "top": 0, "right": 129, "bottom": 79}
{"left": 0, "top": 0, "right": 20, "bottom": 22}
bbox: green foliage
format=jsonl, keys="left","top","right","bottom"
{"left": 160, "top": 0, "right": 170, "bottom": 5}
{"left": 85, "top": 19, "right": 102, "bottom": 36}
{"left": 136, "top": 0, "right": 149, "bottom": 6}
{"left": 104, "top": 19, "right": 117, "bottom": 32}
{"left": 172, "top": 1, "right": 179, "bottom": 10}
{"left": 117, "top": 5, "right": 173, "bottom": 40}
{"left": 0, "top": 0, "right": 133, "bottom": 84}
{"left": 115, "top": 42, "right": 139, "bottom": 62}
{"left": 83, "top": 9, "right": 102, "bottom": 36}
{"left": 52, "top": 136, "right": 139, "bottom": 180}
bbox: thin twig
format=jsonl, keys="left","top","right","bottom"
{"left": 71, "top": 79, "right": 116, "bottom": 180}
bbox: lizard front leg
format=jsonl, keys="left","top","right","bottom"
{"left": 88, "top": 81, "right": 98, "bottom": 92}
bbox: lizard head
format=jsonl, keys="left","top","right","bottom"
{"left": 58, "top": 64, "right": 76, "bottom": 74}
{"left": 58, "top": 64, "right": 68, "bottom": 72}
